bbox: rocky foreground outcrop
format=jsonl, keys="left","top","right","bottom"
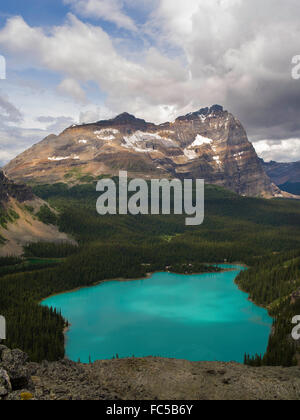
{"left": 5, "top": 105, "right": 281, "bottom": 198}
{"left": 1, "top": 345, "right": 300, "bottom": 400}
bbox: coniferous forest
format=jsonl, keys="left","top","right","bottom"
{"left": 0, "top": 181, "right": 300, "bottom": 364}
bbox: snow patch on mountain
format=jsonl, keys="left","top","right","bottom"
{"left": 233, "top": 151, "right": 245, "bottom": 160}
{"left": 159, "top": 130, "right": 175, "bottom": 136}
{"left": 48, "top": 155, "right": 80, "bottom": 161}
{"left": 198, "top": 115, "right": 207, "bottom": 123}
{"left": 213, "top": 156, "right": 222, "bottom": 166}
{"left": 94, "top": 129, "right": 120, "bottom": 141}
{"left": 190, "top": 135, "right": 213, "bottom": 148}
{"left": 122, "top": 131, "right": 176, "bottom": 153}
{"left": 184, "top": 148, "right": 198, "bottom": 160}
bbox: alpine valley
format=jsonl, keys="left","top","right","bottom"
{"left": 1, "top": 106, "right": 300, "bottom": 401}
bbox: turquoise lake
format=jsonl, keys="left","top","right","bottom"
{"left": 42, "top": 265, "right": 272, "bottom": 363}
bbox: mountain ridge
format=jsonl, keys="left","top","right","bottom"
{"left": 262, "top": 159, "right": 300, "bottom": 195}
{"left": 4, "top": 105, "right": 286, "bottom": 198}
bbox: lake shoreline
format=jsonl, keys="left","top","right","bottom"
{"left": 42, "top": 261, "right": 273, "bottom": 365}
{"left": 40, "top": 262, "right": 247, "bottom": 303}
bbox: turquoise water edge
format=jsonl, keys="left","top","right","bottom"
{"left": 42, "top": 265, "right": 272, "bottom": 364}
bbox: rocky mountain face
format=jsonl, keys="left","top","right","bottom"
{"left": 0, "top": 171, "right": 34, "bottom": 204}
{"left": 5, "top": 105, "right": 282, "bottom": 198}
{"left": 1, "top": 345, "right": 300, "bottom": 400}
{"left": 0, "top": 171, "right": 73, "bottom": 256}
{"left": 262, "top": 160, "right": 300, "bottom": 195}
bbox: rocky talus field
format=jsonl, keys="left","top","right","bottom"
{"left": 1, "top": 346, "right": 300, "bottom": 400}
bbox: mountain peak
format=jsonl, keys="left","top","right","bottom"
{"left": 196, "top": 105, "right": 224, "bottom": 115}
{"left": 113, "top": 112, "right": 137, "bottom": 122}
{"left": 176, "top": 105, "right": 225, "bottom": 122}
{"left": 94, "top": 112, "right": 147, "bottom": 128}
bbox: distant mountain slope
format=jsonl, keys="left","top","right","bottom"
{"left": 0, "top": 171, "right": 74, "bottom": 256}
{"left": 5, "top": 105, "right": 282, "bottom": 198}
{"left": 262, "top": 160, "right": 300, "bottom": 195}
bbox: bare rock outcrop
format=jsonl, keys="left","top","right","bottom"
{"left": 1, "top": 346, "right": 300, "bottom": 400}
{"left": 0, "top": 346, "right": 32, "bottom": 399}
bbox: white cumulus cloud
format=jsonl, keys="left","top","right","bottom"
{"left": 58, "top": 78, "right": 87, "bottom": 103}
{"left": 64, "top": 0, "right": 137, "bottom": 31}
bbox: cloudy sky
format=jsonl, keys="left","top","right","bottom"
{"left": 0, "top": 0, "right": 300, "bottom": 165}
